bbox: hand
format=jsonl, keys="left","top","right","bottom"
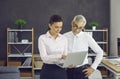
{"left": 61, "top": 54, "right": 67, "bottom": 60}
{"left": 82, "top": 66, "right": 95, "bottom": 77}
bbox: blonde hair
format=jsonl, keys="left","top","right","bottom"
{"left": 73, "top": 15, "right": 87, "bottom": 25}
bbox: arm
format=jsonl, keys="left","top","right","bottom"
{"left": 83, "top": 35, "right": 103, "bottom": 77}
{"left": 88, "top": 35, "right": 103, "bottom": 69}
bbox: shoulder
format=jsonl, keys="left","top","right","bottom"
{"left": 83, "top": 31, "right": 92, "bottom": 37}
{"left": 63, "top": 31, "right": 72, "bottom": 37}
{"left": 82, "top": 32, "right": 96, "bottom": 42}
{"left": 38, "top": 34, "right": 47, "bottom": 40}
{"left": 59, "top": 34, "right": 67, "bottom": 41}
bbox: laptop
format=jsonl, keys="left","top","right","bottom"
{"left": 57, "top": 51, "right": 87, "bottom": 68}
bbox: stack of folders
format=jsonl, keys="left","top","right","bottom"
{"left": 22, "top": 58, "right": 31, "bottom": 66}
{"left": 107, "top": 56, "right": 120, "bottom": 66}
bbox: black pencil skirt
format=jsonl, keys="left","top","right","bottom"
{"left": 66, "top": 64, "right": 90, "bottom": 79}
{"left": 40, "top": 63, "right": 67, "bottom": 79}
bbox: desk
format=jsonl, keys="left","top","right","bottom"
{"left": 102, "top": 59, "right": 120, "bottom": 79}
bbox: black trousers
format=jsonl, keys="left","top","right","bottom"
{"left": 40, "top": 63, "right": 67, "bottom": 79}
{"left": 66, "top": 64, "right": 90, "bottom": 79}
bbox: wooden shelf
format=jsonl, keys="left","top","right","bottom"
{"left": 7, "top": 28, "right": 34, "bottom": 79}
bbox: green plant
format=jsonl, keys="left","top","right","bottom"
{"left": 88, "top": 22, "right": 99, "bottom": 27}
{"left": 15, "top": 19, "right": 27, "bottom": 26}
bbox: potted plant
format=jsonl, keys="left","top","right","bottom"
{"left": 15, "top": 19, "right": 27, "bottom": 42}
{"left": 15, "top": 19, "right": 27, "bottom": 29}
{"left": 88, "top": 21, "right": 99, "bottom": 30}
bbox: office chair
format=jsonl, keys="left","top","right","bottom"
{"left": 89, "top": 69, "right": 102, "bottom": 79}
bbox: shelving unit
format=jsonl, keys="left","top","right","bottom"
{"left": 33, "top": 54, "right": 43, "bottom": 69}
{"left": 84, "top": 28, "right": 108, "bottom": 77}
{"left": 7, "top": 28, "right": 34, "bottom": 79}
{"left": 84, "top": 28, "right": 108, "bottom": 56}
{"left": 33, "top": 54, "right": 43, "bottom": 79}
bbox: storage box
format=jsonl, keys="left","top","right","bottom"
{"left": 8, "top": 61, "right": 21, "bottom": 66}
{"left": 101, "top": 70, "right": 108, "bottom": 75}
{"left": 0, "top": 60, "right": 5, "bottom": 66}
{"left": 34, "top": 61, "right": 43, "bottom": 68}
{"left": 20, "top": 71, "right": 32, "bottom": 77}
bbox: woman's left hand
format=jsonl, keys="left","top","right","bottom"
{"left": 83, "top": 66, "right": 95, "bottom": 77}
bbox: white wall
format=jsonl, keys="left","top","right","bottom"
{"left": 110, "top": 0, "right": 120, "bottom": 56}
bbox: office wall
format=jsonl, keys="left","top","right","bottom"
{"left": 0, "top": 0, "right": 110, "bottom": 61}
{"left": 110, "top": 0, "right": 120, "bottom": 56}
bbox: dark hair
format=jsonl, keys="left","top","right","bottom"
{"left": 49, "top": 14, "right": 63, "bottom": 25}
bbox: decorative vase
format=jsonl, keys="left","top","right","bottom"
{"left": 18, "top": 25, "right": 23, "bottom": 29}
{"left": 17, "top": 31, "right": 22, "bottom": 42}
{"left": 92, "top": 26, "right": 96, "bottom": 30}
{"left": 17, "top": 25, "right": 23, "bottom": 42}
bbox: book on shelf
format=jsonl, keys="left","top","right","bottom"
{"left": 24, "top": 53, "right": 32, "bottom": 56}
{"left": 8, "top": 32, "right": 18, "bottom": 42}
{"left": 22, "top": 58, "right": 31, "bottom": 66}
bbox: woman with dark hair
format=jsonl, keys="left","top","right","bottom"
{"left": 38, "top": 15, "right": 68, "bottom": 79}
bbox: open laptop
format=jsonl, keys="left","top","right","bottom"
{"left": 57, "top": 51, "right": 87, "bottom": 68}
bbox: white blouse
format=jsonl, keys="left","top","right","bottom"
{"left": 38, "top": 31, "right": 68, "bottom": 64}
{"left": 64, "top": 31, "right": 103, "bottom": 69}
